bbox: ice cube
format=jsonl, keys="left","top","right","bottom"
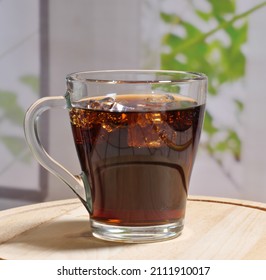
{"left": 87, "top": 96, "right": 116, "bottom": 110}
{"left": 146, "top": 93, "right": 175, "bottom": 104}
{"left": 86, "top": 96, "right": 135, "bottom": 112}
{"left": 145, "top": 112, "right": 166, "bottom": 124}
{"left": 138, "top": 94, "right": 176, "bottom": 111}
{"left": 110, "top": 100, "right": 135, "bottom": 112}
{"left": 87, "top": 99, "right": 101, "bottom": 109}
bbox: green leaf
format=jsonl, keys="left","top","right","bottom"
{"left": 0, "top": 91, "right": 25, "bottom": 126}
{"left": 182, "top": 21, "right": 202, "bottom": 38}
{"left": 215, "top": 141, "right": 228, "bottom": 152}
{"left": 212, "top": 129, "right": 241, "bottom": 161}
{"left": 1, "top": 136, "right": 25, "bottom": 155}
{"left": 162, "top": 33, "right": 183, "bottom": 51}
{"left": 227, "top": 130, "right": 241, "bottom": 160}
{"left": 203, "top": 111, "right": 218, "bottom": 135}
{"left": 0, "top": 136, "right": 31, "bottom": 163}
{"left": 207, "top": 0, "right": 236, "bottom": 17}
{"left": 195, "top": 10, "right": 212, "bottom": 21}
{"left": 160, "top": 12, "right": 181, "bottom": 24}
{"left": 225, "top": 22, "right": 248, "bottom": 57}
{"left": 161, "top": 53, "right": 185, "bottom": 70}
{"left": 0, "top": 90, "right": 16, "bottom": 107}
{"left": 20, "top": 75, "right": 39, "bottom": 94}
{"left": 234, "top": 99, "right": 244, "bottom": 112}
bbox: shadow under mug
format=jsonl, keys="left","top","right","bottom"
{"left": 24, "top": 70, "right": 207, "bottom": 243}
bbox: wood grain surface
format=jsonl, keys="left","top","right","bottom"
{"left": 0, "top": 197, "right": 265, "bottom": 260}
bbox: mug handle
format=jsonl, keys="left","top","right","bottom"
{"left": 24, "top": 96, "right": 92, "bottom": 213}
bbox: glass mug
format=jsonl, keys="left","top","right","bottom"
{"left": 24, "top": 70, "right": 207, "bottom": 243}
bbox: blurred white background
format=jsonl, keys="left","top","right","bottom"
{"left": 0, "top": 0, "right": 265, "bottom": 210}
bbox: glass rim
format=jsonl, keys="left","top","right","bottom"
{"left": 66, "top": 70, "right": 207, "bottom": 84}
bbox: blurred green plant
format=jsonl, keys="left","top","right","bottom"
{"left": 0, "top": 75, "right": 39, "bottom": 173}
{"left": 160, "top": 1, "right": 265, "bottom": 185}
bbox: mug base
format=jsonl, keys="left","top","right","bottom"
{"left": 90, "top": 220, "right": 184, "bottom": 243}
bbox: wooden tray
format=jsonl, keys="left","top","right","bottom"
{"left": 0, "top": 196, "right": 265, "bottom": 259}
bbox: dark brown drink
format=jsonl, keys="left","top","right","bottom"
{"left": 69, "top": 94, "right": 205, "bottom": 226}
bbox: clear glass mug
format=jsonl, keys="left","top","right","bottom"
{"left": 24, "top": 70, "right": 207, "bottom": 243}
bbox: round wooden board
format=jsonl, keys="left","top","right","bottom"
{"left": 0, "top": 197, "right": 265, "bottom": 260}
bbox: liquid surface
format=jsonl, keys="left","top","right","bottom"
{"left": 69, "top": 94, "right": 205, "bottom": 226}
